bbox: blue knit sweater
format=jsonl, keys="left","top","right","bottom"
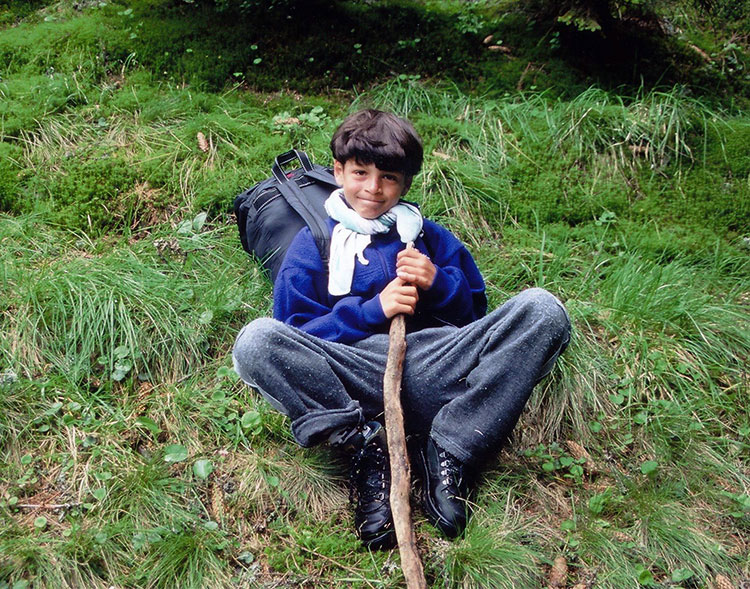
{"left": 274, "top": 218, "right": 487, "bottom": 343}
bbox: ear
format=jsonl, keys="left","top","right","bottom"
{"left": 333, "top": 160, "right": 345, "bottom": 186}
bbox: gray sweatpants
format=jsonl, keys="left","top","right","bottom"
{"left": 232, "top": 288, "right": 570, "bottom": 465}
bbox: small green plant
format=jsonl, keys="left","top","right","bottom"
{"left": 272, "top": 106, "right": 329, "bottom": 133}
{"left": 456, "top": 11, "right": 485, "bottom": 35}
{"left": 721, "top": 490, "right": 750, "bottom": 519}
{"left": 524, "top": 443, "right": 587, "bottom": 483}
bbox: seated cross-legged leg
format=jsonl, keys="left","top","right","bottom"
{"left": 233, "top": 319, "right": 397, "bottom": 549}
{"left": 402, "top": 288, "right": 571, "bottom": 536}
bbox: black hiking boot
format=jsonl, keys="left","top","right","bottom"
{"left": 418, "top": 437, "right": 470, "bottom": 538}
{"left": 348, "top": 422, "right": 395, "bottom": 550}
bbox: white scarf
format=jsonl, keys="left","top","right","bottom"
{"left": 324, "top": 189, "right": 423, "bottom": 296}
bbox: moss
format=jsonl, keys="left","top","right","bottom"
{"left": 678, "top": 168, "right": 749, "bottom": 233}
{"left": 0, "top": 14, "right": 112, "bottom": 75}
{"left": 28, "top": 155, "right": 140, "bottom": 235}
{"left": 704, "top": 118, "right": 750, "bottom": 178}
{"left": 0, "top": 74, "right": 86, "bottom": 136}
{"left": 100, "top": 0, "right": 487, "bottom": 93}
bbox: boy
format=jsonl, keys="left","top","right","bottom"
{"left": 233, "top": 109, "right": 570, "bottom": 550}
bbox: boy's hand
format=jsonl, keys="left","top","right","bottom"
{"left": 379, "top": 277, "right": 419, "bottom": 319}
{"left": 396, "top": 248, "right": 436, "bottom": 290}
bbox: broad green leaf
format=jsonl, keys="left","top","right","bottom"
{"left": 636, "top": 565, "right": 654, "bottom": 586}
{"left": 192, "top": 212, "right": 207, "bottom": 231}
{"left": 132, "top": 532, "right": 148, "bottom": 550}
{"left": 609, "top": 393, "right": 624, "bottom": 405}
{"left": 114, "top": 345, "right": 130, "bottom": 359}
{"left": 671, "top": 568, "right": 693, "bottom": 582}
{"left": 640, "top": 460, "right": 659, "bottom": 475}
{"left": 136, "top": 416, "right": 161, "bottom": 435}
{"left": 164, "top": 444, "right": 188, "bottom": 463}
{"left": 241, "top": 410, "right": 262, "bottom": 431}
{"left": 177, "top": 219, "right": 194, "bottom": 235}
{"left": 560, "top": 519, "right": 575, "bottom": 531}
{"left": 193, "top": 459, "right": 214, "bottom": 480}
{"left": 44, "top": 401, "right": 64, "bottom": 416}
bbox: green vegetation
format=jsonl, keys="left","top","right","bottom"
{"left": 1, "top": 1, "right": 748, "bottom": 587}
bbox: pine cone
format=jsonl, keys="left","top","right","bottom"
{"left": 566, "top": 440, "right": 598, "bottom": 472}
{"left": 611, "top": 531, "right": 634, "bottom": 543}
{"left": 548, "top": 556, "right": 568, "bottom": 588}
{"left": 210, "top": 481, "right": 225, "bottom": 521}
{"left": 714, "top": 574, "right": 735, "bottom": 589}
{"left": 197, "top": 132, "right": 209, "bottom": 153}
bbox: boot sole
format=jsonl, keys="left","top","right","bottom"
{"left": 362, "top": 529, "right": 396, "bottom": 550}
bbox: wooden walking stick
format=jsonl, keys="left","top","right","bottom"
{"left": 383, "top": 247, "right": 428, "bottom": 589}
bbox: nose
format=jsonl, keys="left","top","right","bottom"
{"left": 366, "top": 176, "right": 381, "bottom": 194}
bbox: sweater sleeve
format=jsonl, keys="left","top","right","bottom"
{"left": 273, "top": 228, "right": 388, "bottom": 343}
{"left": 418, "top": 220, "right": 487, "bottom": 326}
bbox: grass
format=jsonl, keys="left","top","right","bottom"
{"left": 1, "top": 1, "right": 749, "bottom": 588}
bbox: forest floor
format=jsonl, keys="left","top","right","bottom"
{"left": 1, "top": 1, "right": 748, "bottom": 587}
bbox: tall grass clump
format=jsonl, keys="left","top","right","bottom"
{"left": 547, "top": 86, "right": 714, "bottom": 169}
{"left": 0, "top": 215, "right": 267, "bottom": 385}
{"left": 429, "top": 496, "right": 542, "bottom": 589}
{"left": 359, "top": 79, "right": 738, "bottom": 232}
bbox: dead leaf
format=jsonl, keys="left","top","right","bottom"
{"left": 548, "top": 555, "right": 567, "bottom": 588}
{"left": 432, "top": 150, "right": 453, "bottom": 161}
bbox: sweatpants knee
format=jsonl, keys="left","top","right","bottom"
{"left": 232, "top": 317, "right": 284, "bottom": 384}
{"left": 515, "top": 287, "right": 571, "bottom": 347}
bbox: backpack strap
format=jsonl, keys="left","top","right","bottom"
{"left": 304, "top": 167, "right": 339, "bottom": 185}
{"left": 270, "top": 150, "right": 339, "bottom": 269}
{"left": 272, "top": 149, "right": 313, "bottom": 181}
{"left": 274, "top": 165, "right": 332, "bottom": 268}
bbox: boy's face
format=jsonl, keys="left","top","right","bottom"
{"left": 333, "top": 159, "right": 411, "bottom": 219}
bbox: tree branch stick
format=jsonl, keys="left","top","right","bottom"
{"left": 383, "top": 312, "right": 427, "bottom": 589}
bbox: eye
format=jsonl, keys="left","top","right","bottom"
{"left": 383, "top": 174, "right": 399, "bottom": 182}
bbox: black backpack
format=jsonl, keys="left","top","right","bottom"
{"left": 234, "top": 149, "right": 339, "bottom": 281}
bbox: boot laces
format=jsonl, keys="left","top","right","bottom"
{"left": 350, "top": 440, "right": 389, "bottom": 505}
{"left": 438, "top": 449, "right": 462, "bottom": 490}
